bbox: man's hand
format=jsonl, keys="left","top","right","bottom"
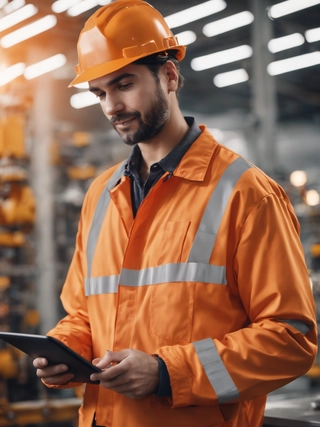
{"left": 33, "top": 357, "right": 74, "bottom": 385}
{"left": 90, "top": 349, "right": 159, "bottom": 399}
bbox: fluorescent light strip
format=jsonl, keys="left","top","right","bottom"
{"left": 175, "top": 30, "right": 197, "bottom": 46}
{"left": 165, "top": 0, "right": 226, "bottom": 29}
{"left": 74, "top": 82, "right": 89, "bottom": 89}
{"left": 0, "top": 4, "right": 38, "bottom": 33}
{"left": 24, "top": 54, "right": 66, "bottom": 80}
{"left": 268, "top": 33, "right": 304, "bottom": 53}
{"left": 203, "top": 11, "right": 254, "bottom": 37}
{"left": 1, "top": 15, "right": 57, "bottom": 48}
{"left": 267, "top": 51, "right": 320, "bottom": 75}
{"left": 305, "top": 27, "right": 320, "bottom": 43}
{"left": 213, "top": 68, "right": 249, "bottom": 87}
{"left": 52, "top": 0, "right": 82, "bottom": 14}
{"left": 0, "top": 62, "right": 25, "bottom": 86}
{"left": 269, "top": 0, "right": 320, "bottom": 19}
{"left": 70, "top": 91, "right": 100, "bottom": 109}
{"left": 3, "top": 0, "right": 24, "bottom": 14}
{"left": 191, "top": 45, "right": 253, "bottom": 71}
{"left": 67, "top": 0, "right": 99, "bottom": 16}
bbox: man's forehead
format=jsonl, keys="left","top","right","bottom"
{"left": 88, "top": 63, "right": 147, "bottom": 88}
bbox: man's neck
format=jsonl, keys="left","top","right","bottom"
{"left": 138, "top": 113, "right": 189, "bottom": 175}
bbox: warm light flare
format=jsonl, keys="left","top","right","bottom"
{"left": 306, "top": 190, "right": 320, "bottom": 206}
{"left": 0, "top": 62, "right": 25, "bottom": 86}
{"left": 1, "top": 15, "right": 57, "bottom": 48}
{"left": 70, "top": 91, "right": 100, "bottom": 109}
{"left": 24, "top": 54, "right": 67, "bottom": 80}
{"left": 0, "top": 4, "right": 38, "bottom": 33}
{"left": 290, "top": 170, "right": 307, "bottom": 187}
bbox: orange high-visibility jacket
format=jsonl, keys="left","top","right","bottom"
{"left": 47, "top": 125, "right": 317, "bottom": 427}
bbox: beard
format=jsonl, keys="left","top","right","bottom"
{"left": 109, "top": 82, "right": 169, "bottom": 146}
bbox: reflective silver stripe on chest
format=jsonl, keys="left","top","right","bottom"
{"left": 188, "top": 157, "right": 251, "bottom": 263}
{"left": 85, "top": 156, "right": 251, "bottom": 295}
{"left": 86, "top": 162, "right": 125, "bottom": 279}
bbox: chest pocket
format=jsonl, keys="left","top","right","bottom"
{"left": 150, "top": 221, "right": 194, "bottom": 343}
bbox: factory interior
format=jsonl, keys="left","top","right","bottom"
{"left": 0, "top": 0, "right": 320, "bottom": 426}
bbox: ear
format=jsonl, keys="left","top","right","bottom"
{"left": 165, "top": 60, "right": 179, "bottom": 92}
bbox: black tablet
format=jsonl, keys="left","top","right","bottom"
{"left": 0, "top": 332, "right": 101, "bottom": 384}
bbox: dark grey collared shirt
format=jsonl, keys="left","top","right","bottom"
{"left": 123, "top": 116, "right": 201, "bottom": 396}
{"left": 124, "top": 116, "right": 201, "bottom": 217}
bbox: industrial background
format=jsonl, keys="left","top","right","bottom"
{"left": 0, "top": 0, "right": 320, "bottom": 426}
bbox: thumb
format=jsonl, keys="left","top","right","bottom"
{"left": 95, "top": 349, "right": 129, "bottom": 368}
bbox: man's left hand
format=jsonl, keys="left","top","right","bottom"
{"left": 90, "top": 349, "right": 159, "bottom": 399}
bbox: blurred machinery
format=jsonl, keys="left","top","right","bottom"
{"left": 0, "top": 106, "right": 83, "bottom": 425}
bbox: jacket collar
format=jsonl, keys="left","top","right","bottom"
{"left": 173, "top": 125, "right": 218, "bottom": 182}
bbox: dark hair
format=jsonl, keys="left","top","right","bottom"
{"left": 134, "top": 51, "right": 185, "bottom": 97}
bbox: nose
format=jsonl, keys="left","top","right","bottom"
{"left": 101, "top": 94, "right": 124, "bottom": 118}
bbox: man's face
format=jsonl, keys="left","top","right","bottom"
{"left": 88, "top": 64, "right": 169, "bottom": 146}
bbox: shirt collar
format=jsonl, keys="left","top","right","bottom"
{"left": 124, "top": 116, "right": 201, "bottom": 177}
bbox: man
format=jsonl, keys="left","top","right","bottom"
{"left": 34, "top": 1, "right": 317, "bottom": 426}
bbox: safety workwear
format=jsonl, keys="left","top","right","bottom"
{"left": 47, "top": 126, "right": 317, "bottom": 426}
{"left": 69, "top": 0, "right": 186, "bottom": 87}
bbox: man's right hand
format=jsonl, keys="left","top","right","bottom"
{"left": 33, "top": 357, "right": 75, "bottom": 385}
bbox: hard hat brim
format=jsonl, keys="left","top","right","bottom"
{"left": 68, "top": 46, "right": 186, "bottom": 87}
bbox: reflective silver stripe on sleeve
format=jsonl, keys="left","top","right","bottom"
{"left": 85, "top": 262, "right": 227, "bottom": 295}
{"left": 85, "top": 275, "right": 119, "bottom": 296}
{"left": 188, "top": 157, "right": 251, "bottom": 263}
{"left": 86, "top": 163, "right": 125, "bottom": 279}
{"left": 276, "top": 319, "right": 311, "bottom": 335}
{"left": 193, "top": 338, "right": 239, "bottom": 404}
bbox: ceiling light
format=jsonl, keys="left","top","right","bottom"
{"left": 290, "top": 170, "right": 307, "bottom": 187}
{"left": 267, "top": 51, "right": 320, "bottom": 75}
{"left": 24, "top": 54, "right": 66, "bottom": 80}
{"left": 164, "top": 0, "right": 226, "bottom": 29}
{"left": 1, "top": 15, "right": 57, "bottom": 48}
{"left": 74, "top": 82, "right": 89, "bottom": 89}
{"left": 213, "top": 68, "right": 249, "bottom": 87}
{"left": 3, "top": 0, "right": 24, "bottom": 14}
{"left": 306, "top": 190, "right": 320, "bottom": 206}
{"left": 52, "top": 0, "right": 82, "bottom": 14}
{"left": 268, "top": 33, "right": 305, "bottom": 53}
{"left": 305, "top": 27, "right": 320, "bottom": 43}
{"left": 203, "top": 11, "right": 254, "bottom": 37}
{"left": 0, "top": 62, "right": 25, "bottom": 86}
{"left": 191, "top": 45, "right": 253, "bottom": 71}
{"left": 67, "top": 0, "right": 99, "bottom": 16}
{"left": 269, "top": 0, "right": 320, "bottom": 19}
{"left": 70, "top": 91, "right": 100, "bottom": 109}
{"left": 175, "top": 30, "right": 197, "bottom": 46}
{"left": 0, "top": 0, "right": 8, "bottom": 10}
{"left": 0, "top": 4, "right": 38, "bottom": 33}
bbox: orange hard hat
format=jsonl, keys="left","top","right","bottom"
{"left": 69, "top": 0, "right": 186, "bottom": 87}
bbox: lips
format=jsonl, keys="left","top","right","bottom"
{"left": 114, "top": 117, "right": 135, "bottom": 130}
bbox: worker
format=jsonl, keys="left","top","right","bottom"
{"left": 33, "top": 1, "right": 317, "bottom": 426}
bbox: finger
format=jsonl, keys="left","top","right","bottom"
{"left": 95, "top": 349, "right": 130, "bottom": 369}
{"left": 39, "top": 372, "right": 75, "bottom": 385}
{"left": 90, "top": 360, "right": 126, "bottom": 382}
{"left": 36, "top": 364, "right": 69, "bottom": 379}
{"left": 33, "top": 357, "right": 48, "bottom": 368}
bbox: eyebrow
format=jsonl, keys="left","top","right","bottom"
{"left": 88, "top": 73, "right": 135, "bottom": 93}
